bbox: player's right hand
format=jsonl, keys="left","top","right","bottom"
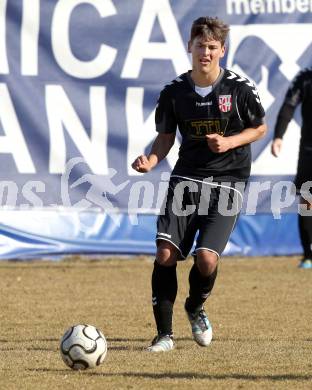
{"left": 271, "top": 138, "right": 283, "bottom": 157}
{"left": 131, "top": 155, "right": 153, "bottom": 173}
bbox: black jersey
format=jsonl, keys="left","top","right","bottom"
{"left": 155, "top": 69, "right": 265, "bottom": 182}
{"left": 274, "top": 67, "right": 312, "bottom": 146}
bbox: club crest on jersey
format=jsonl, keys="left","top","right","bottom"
{"left": 218, "top": 95, "right": 232, "bottom": 112}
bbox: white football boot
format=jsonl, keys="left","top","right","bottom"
{"left": 147, "top": 334, "right": 174, "bottom": 352}
{"left": 185, "top": 301, "right": 212, "bottom": 347}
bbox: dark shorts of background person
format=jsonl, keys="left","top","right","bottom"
{"left": 156, "top": 176, "right": 244, "bottom": 260}
{"left": 294, "top": 148, "right": 312, "bottom": 196}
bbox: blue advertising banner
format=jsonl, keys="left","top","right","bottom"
{"left": 0, "top": 0, "right": 311, "bottom": 258}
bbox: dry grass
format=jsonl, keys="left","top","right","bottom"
{"left": 0, "top": 255, "right": 311, "bottom": 390}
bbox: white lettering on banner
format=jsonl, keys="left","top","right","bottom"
{"left": 0, "top": 181, "right": 18, "bottom": 207}
{"left": 271, "top": 181, "right": 296, "bottom": 219}
{"left": 281, "top": 0, "right": 295, "bottom": 12}
{"left": 299, "top": 181, "right": 312, "bottom": 216}
{"left": 121, "top": 0, "right": 190, "bottom": 78}
{"left": 172, "top": 181, "right": 197, "bottom": 217}
{"left": 46, "top": 85, "right": 108, "bottom": 174}
{"left": 52, "top": 0, "right": 117, "bottom": 78}
{"left": 245, "top": 181, "right": 271, "bottom": 215}
{"left": 20, "top": 181, "right": 45, "bottom": 209}
{"left": 128, "top": 181, "right": 155, "bottom": 225}
{"left": 126, "top": 87, "right": 180, "bottom": 175}
{"left": 0, "top": 84, "right": 36, "bottom": 173}
{"left": 0, "top": 0, "right": 8, "bottom": 74}
{"left": 227, "top": 0, "right": 312, "bottom": 14}
{"left": 250, "top": 0, "right": 266, "bottom": 13}
{"left": 21, "top": 0, "right": 40, "bottom": 75}
{"left": 155, "top": 171, "right": 170, "bottom": 211}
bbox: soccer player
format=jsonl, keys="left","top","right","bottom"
{"left": 271, "top": 67, "right": 312, "bottom": 269}
{"left": 132, "top": 16, "right": 267, "bottom": 351}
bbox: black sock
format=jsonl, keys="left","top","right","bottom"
{"left": 186, "top": 262, "right": 218, "bottom": 313}
{"left": 298, "top": 214, "right": 312, "bottom": 259}
{"left": 151, "top": 261, "right": 177, "bottom": 336}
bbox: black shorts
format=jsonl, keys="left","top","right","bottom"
{"left": 156, "top": 176, "right": 245, "bottom": 260}
{"left": 295, "top": 149, "right": 312, "bottom": 195}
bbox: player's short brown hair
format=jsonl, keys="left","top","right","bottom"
{"left": 190, "top": 17, "right": 229, "bottom": 46}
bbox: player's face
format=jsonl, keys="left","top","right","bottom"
{"left": 188, "top": 36, "right": 225, "bottom": 76}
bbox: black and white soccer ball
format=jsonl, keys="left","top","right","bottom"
{"left": 60, "top": 324, "right": 107, "bottom": 370}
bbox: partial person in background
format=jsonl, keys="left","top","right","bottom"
{"left": 271, "top": 67, "right": 312, "bottom": 269}
{"left": 132, "top": 16, "right": 267, "bottom": 352}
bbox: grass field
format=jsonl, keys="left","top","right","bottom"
{"left": 0, "top": 255, "right": 311, "bottom": 390}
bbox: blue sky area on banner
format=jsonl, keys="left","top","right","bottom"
{"left": 0, "top": 0, "right": 312, "bottom": 216}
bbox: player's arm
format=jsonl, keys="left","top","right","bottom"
{"left": 131, "top": 132, "right": 176, "bottom": 173}
{"left": 271, "top": 101, "right": 297, "bottom": 157}
{"left": 271, "top": 103, "right": 296, "bottom": 157}
{"left": 132, "top": 85, "right": 176, "bottom": 173}
{"left": 206, "top": 124, "right": 267, "bottom": 153}
{"left": 271, "top": 71, "right": 303, "bottom": 157}
{"left": 207, "top": 80, "right": 267, "bottom": 153}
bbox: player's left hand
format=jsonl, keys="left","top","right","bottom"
{"left": 205, "top": 134, "right": 232, "bottom": 153}
{"left": 271, "top": 138, "right": 283, "bottom": 157}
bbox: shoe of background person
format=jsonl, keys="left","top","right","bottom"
{"left": 185, "top": 299, "right": 212, "bottom": 347}
{"left": 298, "top": 259, "right": 312, "bottom": 269}
{"left": 146, "top": 334, "right": 174, "bottom": 352}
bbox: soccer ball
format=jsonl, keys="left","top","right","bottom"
{"left": 60, "top": 324, "right": 107, "bottom": 370}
